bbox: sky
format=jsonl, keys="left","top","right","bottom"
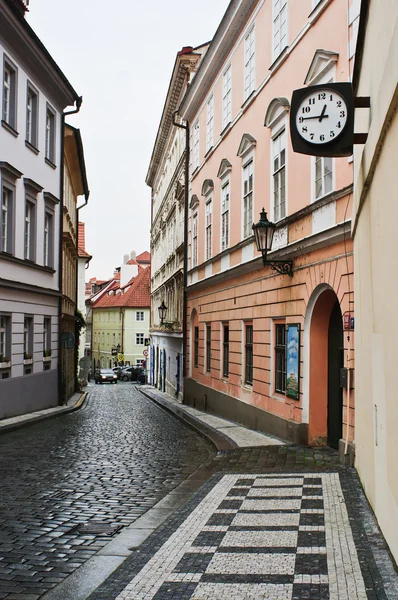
{"left": 27, "top": 0, "right": 228, "bottom": 281}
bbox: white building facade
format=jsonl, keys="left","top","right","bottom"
{"left": 146, "top": 47, "right": 204, "bottom": 399}
{"left": 0, "top": 0, "right": 81, "bottom": 417}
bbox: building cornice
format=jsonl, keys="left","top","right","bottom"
{"left": 0, "top": 276, "right": 59, "bottom": 296}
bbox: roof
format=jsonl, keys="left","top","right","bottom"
{"left": 136, "top": 251, "right": 151, "bottom": 263}
{"left": 93, "top": 267, "right": 150, "bottom": 309}
{"left": 78, "top": 222, "right": 92, "bottom": 260}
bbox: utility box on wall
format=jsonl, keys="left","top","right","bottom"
{"left": 340, "top": 367, "right": 355, "bottom": 389}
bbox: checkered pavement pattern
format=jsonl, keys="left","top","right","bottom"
{"left": 115, "top": 473, "right": 368, "bottom": 600}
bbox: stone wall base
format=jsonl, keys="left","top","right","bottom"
{"left": 339, "top": 438, "right": 356, "bottom": 466}
{"left": 184, "top": 378, "right": 308, "bottom": 445}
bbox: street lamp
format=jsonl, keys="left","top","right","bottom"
{"left": 116, "top": 343, "right": 121, "bottom": 354}
{"left": 158, "top": 300, "right": 167, "bottom": 325}
{"left": 252, "top": 208, "right": 293, "bottom": 276}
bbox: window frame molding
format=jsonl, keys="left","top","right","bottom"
{"left": 272, "top": 0, "right": 288, "bottom": 62}
{"left": 222, "top": 64, "right": 232, "bottom": 131}
{"left": 243, "top": 25, "right": 256, "bottom": 101}
{"left": 0, "top": 163, "right": 22, "bottom": 257}
{"left": 271, "top": 128, "right": 287, "bottom": 223}
{"left": 265, "top": 101, "right": 289, "bottom": 223}
{"left": 2, "top": 55, "right": 18, "bottom": 133}
{"left": 206, "top": 94, "right": 214, "bottom": 153}
{"left": 26, "top": 81, "right": 39, "bottom": 150}
{"left": 205, "top": 323, "right": 211, "bottom": 373}
{"left": 243, "top": 321, "right": 253, "bottom": 386}
{"left": 222, "top": 322, "right": 229, "bottom": 379}
{"left": 45, "top": 103, "right": 57, "bottom": 167}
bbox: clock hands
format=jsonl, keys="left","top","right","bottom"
{"left": 300, "top": 105, "right": 329, "bottom": 121}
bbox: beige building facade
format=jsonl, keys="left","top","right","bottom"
{"left": 352, "top": 0, "right": 398, "bottom": 563}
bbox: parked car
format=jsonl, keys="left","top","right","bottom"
{"left": 95, "top": 368, "right": 118, "bottom": 384}
{"left": 120, "top": 366, "right": 144, "bottom": 382}
{"left": 136, "top": 371, "right": 146, "bottom": 384}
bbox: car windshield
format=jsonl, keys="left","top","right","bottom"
{"left": 101, "top": 369, "right": 114, "bottom": 374}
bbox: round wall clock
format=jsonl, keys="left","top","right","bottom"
{"left": 295, "top": 88, "right": 348, "bottom": 145}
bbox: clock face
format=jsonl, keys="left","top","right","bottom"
{"left": 295, "top": 88, "right": 348, "bottom": 145}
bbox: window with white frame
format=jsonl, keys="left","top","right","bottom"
{"left": 136, "top": 333, "right": 144, "bottom": 345}
{"left": 244, "top": 27, "right": 255, "bottom": 100}
{"left": 192, "top": 213, "right": 198, "bottom": 268}
{"left": 205, "top": 199, "right": 212, "bottom": 261}
{"left": 24, "top": 317, "right": 33, "bottom": 359}
{"left": 136, "top": 359, "right": 144, "bottom": 367}
{"left": 136, "top": 311, "right": 144, "bottom": 321}
{"left": 3, "top": 58, "right": 17, "bottom": 129}
{"left": 44, "top": 210, "right": 54, "bottom": 267}
{"left": 222, "top": 66, "right": 232, "bottom": 129}
{"left": 243, "top": 160, "right": 253, "bottom": 238}
{"left": 221, "top": 182, "right": 230, "bottom": 251}
{"left": 24, "top": 199, "right": 36, "bottom": 261}
{"left": 0, "top": 315, "right": 10, "bottom": 362}
{"left": 315, "top": 156, "right": 333, "bottom": 199}
{"left": 26, "top": 84, "right": 38, "bottom": 147}
{"left": 273, "top": 0, "right": 288, "bottom": 60}
{"left": 193, "top": 121, "right": 200, "bottom": 170}
{"left": 45, "top": 105, "right": 56, "bottom": 164}
{"left": 272, "top": 130, "right": 286, "bottom": 221}
{"left": 206, "top": 95, "right": 214, "bottom": 152}
{"left": 1, "top": 186, "right": 13, "bottom": 254}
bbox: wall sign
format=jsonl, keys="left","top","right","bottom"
{"left": 286, "top": 324, "right": 300, "bottom": 400}
{"left": 290, "top": 83, "right": 354, "bottom": 157}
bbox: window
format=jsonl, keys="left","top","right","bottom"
{"left": 206, "top": 95, "right": 214, "bottom": 152}
{"left": 3, "top": 59, "right": 17, "bottom": 129}
{"left": 194, "top": 326, "right": 199, "bottom": 368}
{"left": 45, "top": 105, "right": 56, "bottom": 164}
{"left": 206, "top": 324, "right": 211, "bottom": 372}
{"left": 245, "top": 324, "right": 253, "bottom": 385}
{"left": 43, "top": 318, "right": 51, "bottom": 356}
{"left": 136, "top": 333, "right": 144, "bottom": 345}
{"left": 223, "top": 324, "right": 229, "bottom": 378}
{"left": 273, "top": 0, "right": 288, "bottom": 60}
{"left": 192, "top": 213, "right": 198, "bottom": 268}
{"left": 26, "top": 84, "right": 38, "bottom": 147}
{"left": 1, "top": 186, "right": 13, "bottom": 254}
{"left": 243, "top": 160, "right": 253, "bottom": 238}
{"left": 221, "top": 182, "right": 230, "bottom": 251}
{"left": 0, "top": 315, "right": 10, "bottom": 362}
{"left": 24, "top": 200, "right": 36, "bottom": 261}
{"left": 222, "top": 66, "right": 232, "bottom": 129}
{"left": 273, "top": 130, "right": 286, "bottom": 221}
{"left": 24, "top": 317, "right": 33, "bottom": 359}
{"left": 43, "top": 211, "right": 53, "bottom": 267}
{"left": 315, "top": 156, "right": 333, "bottom": 199}
{"left": 193, "top": 121, "right": 200, "bottom": 170}
{"left": 205, "top": 200, "right": 212, "bottom": 261}
{"left": 136, "top": 359, "right": 144, "bottom": 367}
{"left": 275, "top": 324, "right": 286, "bottom": 393}
{"left": 136, "top": 311, "right": 144, "bottom": 321}
{"left": 244, "top": 27, "right": 255, "bottom": 100}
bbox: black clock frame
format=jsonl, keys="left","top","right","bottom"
{"left": 290, "top": 82, "right": 354, "bottom": 158}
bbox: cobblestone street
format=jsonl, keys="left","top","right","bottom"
{"left": 0, "top": 384, "right": 213, "bottom": 599}
{"left": 0, "top": 385, "right": 397, "bottom": 600}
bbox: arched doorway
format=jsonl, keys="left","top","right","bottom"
{"left": 307, "top": 287, "right": 344, "bottom": 448}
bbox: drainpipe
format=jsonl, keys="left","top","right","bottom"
{"left": 172, "top": 110, "right": 189, "bottom": 384}
{"left": 57, "top": 97, "right": 83, "bottom": 405}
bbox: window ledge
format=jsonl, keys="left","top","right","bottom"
{"left": 191, "top": 166, "right": 200, "bottom": 179}
{"left": 0, "top": 251, "right": 55, "bottom": 273}
{"left": 25, "top": 140, "right": 39, "bottom": 155}
{"left": 0, "top": 361, "right": 11, "bottom": 369}
{"left": 269, "top": 46, "right": 289, "bottom": 73}
{"left": 204, "top": 146, "right": 213, "bottom": 159}
{"left": 23, "top": 358, "right": 33, "bottom": 365}
{"left": 45, "top": 157, "right": 56, "bottom": 169}
{"left": 1, "top": 120, "right": 18, "bottom": 137}
{"left": 220, "top": 122, "right": 231, "bottom": 138}
{"left": 43, "top": 356, "right": 52, "bottom": 362}
{"left": 241, "top": 90, "right": 256, "bottom": 112}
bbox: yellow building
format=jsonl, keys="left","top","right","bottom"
{"left": 61, "top": 124, "right": 89, "bottom": 400}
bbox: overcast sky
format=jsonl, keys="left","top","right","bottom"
{"left": 27, "top": 0, "right": 228, "bottom": 281}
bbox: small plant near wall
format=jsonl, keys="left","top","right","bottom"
{"left": 43, "top": 349, "right": 52, "bottom": 358}
{"left": 0, "top": 354, "right": 10, "bottom": 363}
{"left": 24, "top": 352, "right": 33, "bottom": 360}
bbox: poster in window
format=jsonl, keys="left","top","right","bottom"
{"left": 286, "top": 324, "right": 300, "bottom": 400}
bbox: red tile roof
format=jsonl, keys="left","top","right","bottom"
{"left": 136, "top": 251, "right": 151, "bottom": 263}
{"left": 93, "top": 267, "right": 150, "bottom": 309}
{"left": 78, "top": 222, "right": 92, "bottom": 260}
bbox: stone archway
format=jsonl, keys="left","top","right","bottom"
{"left": 305, "top": 285, "right": 344, "bottom": 447}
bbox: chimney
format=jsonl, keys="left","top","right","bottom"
{"left": 123, "top": 254, "right": 129, "bottom": 265}
{"left": 130, "top": 250, "right": 136, "bottom": 261}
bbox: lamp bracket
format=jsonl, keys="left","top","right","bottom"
{"left": 262, "top": 254, "right": 293, "bottom": 277}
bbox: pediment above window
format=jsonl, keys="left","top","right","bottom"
{"left": 264, "top": 98, "right": 290, "bottom": 129}
{"left": 190, "top": 194, "right": 199, "bottom": 209}
{"left": 217, "top": 158, "right": 232, "bottom": 179}
{"left": 201, "top": 179, "right": 214, "bottom": 196}
{"left": 304, "top": 49, "right": 339, "bottom": 86}
{"left": 237, "top": 133, "right": 256, "bottom": 158}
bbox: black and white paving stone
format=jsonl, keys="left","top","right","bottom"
{"left": 105, "top": 473, "right": 371, "bottom": 600}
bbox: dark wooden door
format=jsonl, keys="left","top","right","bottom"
{"left": 327, "top": 301, "right": 344, "bottom": 448}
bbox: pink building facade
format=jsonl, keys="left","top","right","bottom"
{"left": 178, "top": 0, "right": 357, "bottom": 456}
